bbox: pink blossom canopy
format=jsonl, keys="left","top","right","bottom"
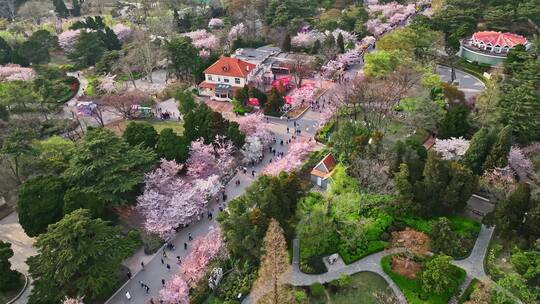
{"left": 0, "top": 64, "right": 35, "bottom": 81}
{"left": 263, "top": 139, "right": 317, "bottom": 176}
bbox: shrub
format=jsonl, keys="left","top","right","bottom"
{"left": 300, "top": 255, "right": 328, "bottom": 274}
{"left": 295, "top": 290, "right": 307, "bottom": 302}
{"left": 310, "top": 282, "right": 325, "bottom": 298}
{"left": 143, "top": 233, "right": 164, "bottom": 254}
{"left": 337, "top": 273, "right": 351, "bottom": 289}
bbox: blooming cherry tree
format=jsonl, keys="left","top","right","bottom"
{"left": 214, "top": 135, "right": 236, "bottom": 178}
{"left": 242, "top": 136, "right": 264, "bottom": 164}
{"left": 330, "top": 29, "right": 357, "bottom": 45}
{"left": 289, "top": 84, "right": 317, "bottom": 107}
{"left": 186, "top": 138, "right": 217, "bottom": 179}
{"left": 63, "top": 297, "right": 84, "bottom": 304}
{"left": 58, "top": 29, "right": 81, "bottom": 52}
{"left": 98, "top": 74, "right": 117, "bottom": 93}
{"left": 238, "top": 113, "right": 267, "bottom": 135}
{"left": 508, "top": 146, "right": 534, "bottom": 178}
{"left": 263, "top": 139, "right": 317, "bottom": 175}
{"left": 228, "top": 23, "right": 247, "bottom": 42}
{"left": 208, "top": 18, "right": 224, "bottom": 29}
{"left": 0, "top": 64, "right": 35, "bottom": 81}
{"left": 291, "top": 30, "right": 325, "bottom": 49}
{"left": 183, "top": 29, "right": 220, "bottom": 52}
{"left": 112, "top": 24, "right": 133, "bottom": 42}
{"left": 181, "top": 226, "right": 227, "bottom": 287}
{"left": 160, "top": 275, "right": 189, "bottom": 304}
{"left": 433, "top": 137, "right": 470, "bottom": 160}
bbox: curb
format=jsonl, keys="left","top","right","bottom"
{"left": 7, "top": 274, "right": 29, "bottom": 304}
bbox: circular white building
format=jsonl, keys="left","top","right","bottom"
{"left": 460, "top": 31, "right": 529, "bottom": 66}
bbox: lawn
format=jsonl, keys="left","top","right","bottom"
{"left": 307, "top": 272, "right": 395, "bottom": 304}
{"left": 106, "top": 119, "right": 184, "bottom": 136}
{"left": 381, "top": 255, "right": 466, "bottom": 304}
{"left": 0, "top": 273, "right": 25, "bottom": 304}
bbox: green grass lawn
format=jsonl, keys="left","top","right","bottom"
{"left": 0, "top": 273, "right": 25, "bottom": 303}
{"left": 308, "top": 272, "right": 395, "bottom": 304}
{"left": 146, "top": 120, "right": 184, "bottom": 135}
{"left": 381, "top": 255, "right": 466, "bottom": 304}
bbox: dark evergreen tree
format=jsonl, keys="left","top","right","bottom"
{"left": 282, "top": 33, "right": 291, "bottom": 52}
{"left": 53, "top": 0, "right": 69, "bottom": 18}
{"left": 249, "top": 86, "right": 268, "bottom": 108}
{"left": 337, "top": 32, "right": 345, "bottom": 53}
{"left": 156, "top": 128, "right": 189, "bottom": 162}
{"left": 311, "top": 39, "right": 321, "bottom": 54}
{"left": 494, "top": 183, "right": 531, "bottom": 236}
{"left": 430, "top": 217, "right": 459, "bottom": 256}
{"left": 461, "top": 127, "right": 495, "bottom": 175}
{"left": 71, "top": 0, "right": 81, "bottom": 17}
{"left": 437, "top": 104, "right": 470, "bottom": 139}
{"left": 123, "top": 122, "right": 158, "bottom": 149}
{"left": 68, "top": 31, "right": 106, "bottom": 67}
{"left": 483, "top": 125, "right": 512, "bottom": 171}
{"left": 226, "top": 121, "right": 246, "bottom": 148}
{"left": 234, "top": 85, "right": 250, "bottom": 105}
{"left": 0, "top": 37, "right": 13, "bottom": 64}
{"left": 0, "top": 241, "right": 21, "bottom": 292}
{"left": 264, "top": 87, "right": 284, "bottom": 116}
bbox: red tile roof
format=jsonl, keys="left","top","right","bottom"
{"left": 199, "top": 81, "right": 216, "bottom": 89}
{"left": 204, "top": 57, "right": 256, "bottom": 78}
{"left": 472, "top": 31, "right": 527, "bottom": 48}
{"left": 322, "top": 154, "right": 336, "bottom": 172}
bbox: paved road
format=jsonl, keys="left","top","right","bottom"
{"left": 106, "top": 112, "right": 322, "bottom": 304}
{"left": 437, "top": 65, "right": 486, "bottom": 99}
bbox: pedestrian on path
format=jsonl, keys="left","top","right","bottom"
{"left": 139, "top": 280, "right": 144, "bottom": 288}
{"left": 188, "top": 233, "right": 193, "bottom": 241}
{"left": 162, "top": 279, "right": 165, "bottom": 286}
{"left": 166, "top": 264, "right": 171, "bottom": 272}
{"left": 177, "top": 256, "right": 181, "bottom": 264}
{"left": 251, "top": 170, "right": 255, "bottom": 177}
{"left": 162, "top": 249, "right": 167, "bottom": 258}
{"left": 184, "top": 242, "right": 188, "bottom": 250}
{"left": 141, "top": 261, "right": 145, "bottom": 269}
{"left": 127, "top": 271, "right": 132, "bottom": 280}
{"left": 145, "top": 285, "right": 150, "bottom": 294}
{"left": 161, "top": 258, "right": 164, "bottom": 265}
{"left": 125, "top": 291, "right": 131, "bottom": 300}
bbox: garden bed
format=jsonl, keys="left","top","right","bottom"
{"left": 300, "top": 272, "right": 395, "bottom": 304}
{"left": 381, "top": 255, "right": 466, "bottom": 304}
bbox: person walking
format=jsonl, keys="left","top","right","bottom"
{"left": 125, "top": 291, "right": 131, "bottom": 300}
{"left": 162, "top": 279, "right": 166, "bottom": 286}
{"left": 188, "top": 233, "right": 193, "bottom": 241}
{"left": 139, "top": 280, "right": 144, "bottom": 288}
{"left": 141, "top": 261, "right": 145, "bottom": 270}
{"left": 127, "top": 271, "right": 132, "bottom": 280}
{"left": 184, "top": 242, "right": 188, "bottom": 250}
{"left": 177, "top": 256, "right": 181, "bottom": 264}
{"left": 166, "top": 264, "right": 171, "bottom": 272}
{"left": 162, "top": 249, "right": 167, "bottom": 258}
{"left": 161, "top": 258, "right": 164, "bottom": 265}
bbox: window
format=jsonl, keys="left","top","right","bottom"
{"left": 208, "top": 75, "right": 212, "bottom": 81}
{"left": 218, "top": 77, "right": 221, "bottom": 82}
{"left": 224, "top": 78, "right": 230, "bottom": 83}
{"left": 235, "top": 78, "right": 241, "bottom": 84}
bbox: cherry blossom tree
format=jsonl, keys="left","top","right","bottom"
{"left": 0, "top": 64, "right": 35, "bottom": 81}
{"left": 330, "top": 29, "right": 357, "bottom": 45}
{"left": 208, "top": 18, "right": 224, "bottom": 29}
{"left": 58, "top": 29, "right": 81, "bottom": 52}
{"left": 63, "top": 297, "right": 84, "bottom": 304}
{"left": 508, "top": 146, "right": 534, "bottom": 178}
{"left": 181, "top": 226, "right": 227, "bottom": 287}
{"left": 433, "top": 137, "right": 470, "bottom": 160}
{"left": 199, "top": 49, "right": 211, "bottom": 58}
{"left": 137, "top": 159, "right": 224, "bottom": 240}
{"left": 242, "top": 135, "right": 264, "bottom": 164}
{"left": 228, "top": 23, "right": 247, "bottom": 43}
{"left": 291, "top": 31, "right": 324, "bottom": 49}
{"left": 97, "top": 89, "right": 148, "bottom": 119}
{"left": 289, "top": 84, "right": 317, "bottom": 108}
{"left": 263, "top": 139, "right": 317, "bottom": 175}
{"left": 98, "top": 74, "right": 117, "bottom": 94}
{"left": 186, "top": 138, "right": 217, "bottom": 179}
{"left": 183, "top": 29, "right": 219, "bottom": 52}
{"left": 112, "top": 24, "right": 133, "bottom": 42}
{"left": 214, "top": 135, "right": 236, "bottom": 178}
{"left": 160, "top": 275, "right": 189, "bottom": 304}
{"left": 238, "top": 113, "right": 267, "bottom": 135}
{"left": 366, "top": 19, "right": 392, "bottom": 36}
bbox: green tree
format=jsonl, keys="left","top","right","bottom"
{"left": 0, "top": 241, "right": 21, "bottom": 292}
{"left": 363, "top": 50, "right": 403, "bottom": 78}
{"left": 68, "top": 31, "right": 106, "bottom": 67}
{"left": 498, "top": 84, "right": 540, "bottom": 141}
{"left": 155, "top": 128, "right": 189, "bottom": 162}
{"left": 494, "top": 183, "right": 531, "bottom": 236}
{"left": 52, "top": 0, "right": 69, "bottom": 17}
{"left": 176, "top": 90, "right": 197, "bottom": 114}
{"left": 226, "top": 122, "right": 246, "bottom": 149}
{"left": 311, "top": 39, "right": 321, "bottom": 54}
{"left": 0, "top": 127, "right": 37, "bottom": 184}
{"left": 20, "top": 30, "right": 57, "bottom": 65}
{"left": 503, "top": 45, "right": 531, "bottom": 77}
{"left": 100, "top": 27, "right": 121, "bottom": 51}
{"left": 27, "top": 209, "right": 140, "bottom": 304}
{"left": 249, "top": 86, "right": 268, "bottom": 108}
{"left": 123, "top": 122, "right": 158, "bottom": 149}
{"left": 418, "top": 151, "right": 477, "bottom": 215}
{"left": 17, "top": 175, "right": 65, "bottom": 237}
{"left": 437, "top": 104, "right": 470, "bottom": 139}
{"left": 235, "top": 85, "right": 250, "bottom": 105}
{"left": 297, "top": 204, "right": 338, "bottom": 260}
{"left": 264, "top": 87, "right": 284, "bottom": 116}
{"left": 63, "top": 188, "right": 105, "bottom": 218}
{"left": 282, "top": 33, "right": 291, "bottom": 52}
{"left": 219, "top": 173, "right": 304, "bottom": 263}
{"left": 336, "top": 33, "right": 345, "bottom": 53}
{"left": 166, "top": 37, "right": 201, "bottom": 83}
{"left": 32, "top": 135, "right": 75, "bottom": 174}
{"left": 95, "top": 50, "right": 120, "bottom": 74}
{"left": 0, "top": 37, "right": 13, "bottom": 64}
{"left": 429, "top": 217, "right": 459, "bottom": 256}
{"left": 419, "top": 255, "right": 461, "bottom": 295}
{"left": 461, "top": 127, "right": 495, "bottom": 175}
{"left": 483, "top": 125, "right": 512, "bottom": 171}
{"left": 62, "top": 128, "right": 156, "bottom": 205}
{"left": 71, "top": 0, "right": 80, "bottom": 16}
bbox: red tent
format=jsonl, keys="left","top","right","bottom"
{"left": 271, "top": 76, "right": 293, "bottom": 93}
{"left": 248, "top": 98, "right": 259, "bottom": 106}
{"left": 284, "top": 96, "right": 293, "bottom": 104}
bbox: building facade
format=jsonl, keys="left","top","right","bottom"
{"left": 199, "top": 57, "right": 256, "bottom": 100}
{"left": 459, "top": 31, "right": 529, "bottom": 66}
